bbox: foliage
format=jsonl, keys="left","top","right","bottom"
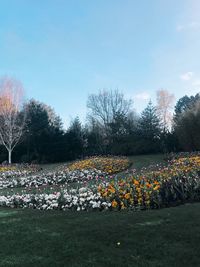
{"left": 65, "top": 117, "right": 84, "bottom": 160}
{"left": 137, "top": 101, "right": 162, "bottom": 153}
{"left": 174, "top": 93, "right": 200, "bottom": 121}
{"left": 0, "top": 88, "right": 200, "bottom": 163}
{"left": 174, "top": 101, "right": 200, "bottom": 151}
{"left": 14, "top": 99, "right": 65, "bottom": 163}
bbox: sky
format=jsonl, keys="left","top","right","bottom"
{"left": 0, "top": 0, "right": 200, "bottom": 127}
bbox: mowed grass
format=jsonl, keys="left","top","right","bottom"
{"left": 0, "top": 154, "right": 199, "bottom": 267}
{"left": 128, "top": 154, "right": 166, "bottom": 170}
{"left": 0, "top": 203, "right": 200, "bottom": 267}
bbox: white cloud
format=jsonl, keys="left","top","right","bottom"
{"left": 134, "top": 92, "right": 150, "bottom": 101}
{"left": 176, "top": 22, "right": 200, "bottom": 32}
{"left": 180, "top": 72, "right": 193, "bottom": 81}
{"left": 192, "top": 80, "right": 200, "bottom": 86}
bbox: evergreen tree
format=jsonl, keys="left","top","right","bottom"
{"left": 138, "top": 101, "right": 161, "bottom": 153}
{"left": 14, "top": 99, "right": 65, "bottom": 163}
{"left": 65, "top": 117, "right": 84, "bottom": 160}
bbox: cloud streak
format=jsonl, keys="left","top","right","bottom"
{"left": 180, "top": 72, "right": 193, "bottom": 81}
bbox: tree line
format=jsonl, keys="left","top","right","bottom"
{"left": 0, "top": 76, "right": 199, "bottom": 163}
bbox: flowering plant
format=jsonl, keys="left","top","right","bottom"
{"left": 68, "top": 156, "right": 130, "bottom": 174}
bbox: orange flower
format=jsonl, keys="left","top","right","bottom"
{"left": 133, "top": 180, "right": 139, "bottom": 186}
{"left": 112, "top": 200, "right": 118, "bottom": 208}
{"left": 98, "top": 185, "right": 102, "bottom": 191}
{"left": 145, "top": 182, "right": 152, "bottom": 188}
{"left": 124, "top": 193, "right": 131, "bottom": 200}
{"left": 108, "top": 187, "right": 115, "bottom": 194}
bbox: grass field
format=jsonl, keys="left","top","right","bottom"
{"left": 0, "top": 154, "right": 199, "bottom": 267}
{"left": 128, "top": 153, "right": 165, "bottom": 169}
{"left": 0, "top": 203, "right": 199, "bottom": 267}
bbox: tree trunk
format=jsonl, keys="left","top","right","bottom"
{"left": 8, "top": 149, "right": 12, "bottom": 164}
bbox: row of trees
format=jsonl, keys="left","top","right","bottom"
{"left": 0, "top": 76, "right": 199, "bottom": 163}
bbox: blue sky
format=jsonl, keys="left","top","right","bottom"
{"left": 0, "top": 0, "right": 200, "bottom": 127}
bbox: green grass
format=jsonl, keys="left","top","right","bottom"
{"left": 0, "top": 203, "right": 199, "bottom": 267}
{"left": 128, "top": 154, "right": 166, "bottom": 170}
{"left": 0, "top": 154, "right": 199, "bottom": 266}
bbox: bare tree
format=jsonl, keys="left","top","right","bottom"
{"left": 156, "top": 89, "right": 175, "bottom": 132}
{"left": 87, "top": 89, "right": 133, "bottom": 128}
{"left": 0, "top": 77, "right": 26, "bottom": 164}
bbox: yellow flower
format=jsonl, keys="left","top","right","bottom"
{"left": 136, "top": 187, "right": 141, "bottom": 193}
{"left": 138, "top": 198, "right": 143, "bottom": 204}
{"left": 102, "top": 192, "right": 108, "bottom": 197}
{"left": 120, "top": 202, "right": 126, "bottom": 209}
{"left": 108, "top": 187, "right": 115, "bottom": 194}
{"left": 68, "top": 156, "right": 129, "bottom": 174}
{"left": 153, "top": 185, "right": 160, "bottom": 191}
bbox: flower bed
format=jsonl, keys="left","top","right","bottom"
{"left": 0, "top": 164, "right": 41, "bottom": 178}
{"left": 0, "top": 157, "right": 129, "bottom": 190}
{"left": 67, "top": 168, "right": 107, "bottom": 182}
{"left": 165, "top": 151, "right": 200, "bottom": 161}
{"left": 68, "top": 156, "right": 130, "bottom": 174}
{"left": 0, "top": 154, "right": 199, "bottom": 212}
{"left": 0, "top": 168, "right": 108, "bottom": 190}
{"left": 98, "top": 176, "right": 161, "bottom": 210}
{"left": 0, "top": 171, "right": 69, "bottom": 189}
{"left": 0, "top": 187, "right": 110, "bottom": 211}
{"left": 99, "top": 155, "right": 200, "bottom": 210}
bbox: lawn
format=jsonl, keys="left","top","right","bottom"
{"left": 128, "top": 153, "right": 165, "bottom": 170}
{"left": 0, "top": 203, "right": 199, "bottom": 267}
{"left": 0, "top": 153, "right": 199, "bottom": 267}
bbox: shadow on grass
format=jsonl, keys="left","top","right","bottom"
{"left": 0, "top": 203, "right": 199, "bottom": 267}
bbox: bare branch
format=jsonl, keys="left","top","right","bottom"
{"left": 87, "top": 89, "right": 132, "bottom": 127}
{"left": 0, "top": 76, "right": 26, "bottom": 163}
{"left": 156, "top": 89, "right": 175, "bottom": 132}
